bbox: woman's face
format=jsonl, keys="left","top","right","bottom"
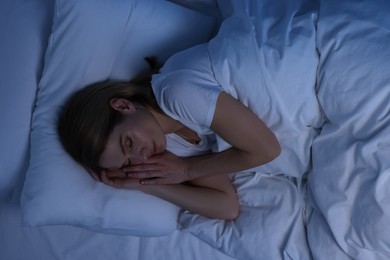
{"left": 99, "top": 99, "right": 166, "bottom": 170}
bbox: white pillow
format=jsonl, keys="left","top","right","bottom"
{"left": 21, "top": 0, "right": 217, "bottom": 236}
{"left": 0, "top": 0, "right": 54, "bottom": 203}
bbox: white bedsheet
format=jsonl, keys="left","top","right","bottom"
{"left": 181, "top": 172, "right": 311, "bottom": 259}
{"left": 307, "top": 0, "right": 390, "bottom": 259}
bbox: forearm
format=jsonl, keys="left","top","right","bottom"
{"left": 100, "top": 168, "right": 239, "bottom": 220}
{"left": 185, "top": 146, "right": 276, "bottom": 180}
{"left": 142, "top": 183, "right": 239, "bottom": 220}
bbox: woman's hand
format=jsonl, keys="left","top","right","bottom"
{"left": 122, "top": 151, "right": 190, "bottom": 185}
{"left": 100, "top": 168, "right": 144, "bottom": 190}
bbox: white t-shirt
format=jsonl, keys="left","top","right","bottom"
{"left": 151, "top": 44, "right": 223, "bottom": 156}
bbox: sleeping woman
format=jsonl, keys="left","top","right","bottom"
{"left": 58, "top": 44, "right": 280, "bottom": 220}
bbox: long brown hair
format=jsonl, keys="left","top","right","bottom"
{"left": 58, "top": 58, "right": 161, "bottom": 174}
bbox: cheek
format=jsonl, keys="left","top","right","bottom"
{"left": 99, "top": 141, "right": 123, "bottom": 169}
{"left": 136, "top": 120, "right": 161, "bottom": 140}
{"left": 130, "top": 114, "right": 166, "bottom": 149}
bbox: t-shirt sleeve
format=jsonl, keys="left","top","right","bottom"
{"left": 152, "top": 70, "right": 222, "bottom": 130}
{"left": 151, "top": 43, "right": 223, "bottom": 134}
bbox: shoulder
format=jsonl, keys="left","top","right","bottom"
{"left": 151, "top": 69, "right": 222, "bottom": 129}
{"left": 152, "top": 69, "right": 221, "bottom": 108}
{"left": 150, "top": 43, "right": 222, "bottom": 128}
{"left": 160, "top": 43, "right": 211, "bottom": 73}
{"left": 151, "top": 71, "right": 193, "bottom": 101}
{"left": 151, "top": 44, "right": 221, "bottom": 104}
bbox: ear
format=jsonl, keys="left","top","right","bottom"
{"left": 109, "top": 98, "right": 135, "bottom": 113}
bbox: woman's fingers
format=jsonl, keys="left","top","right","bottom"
{"left": 127, "top": 171, "right": 162, "bottom": 179}
{"left": 121, "top": 152, "right": 166, "bottom": 172}
{"left": 101, "top": 169, "right": 114, "bottom": 186}
{"left": 107, "top": 172, "right": 127, "bottom": 178}
{"left": 139, "top": 178, "right": 170, "bottom": 185}
{"left": 101, "top": 169, "right": 144, "bottom": 189}
{"left": 122, "top": 163, "right": 162, "bottom": 179}
{"left": 113, "top": 178, "right": 142, "bottom": 189}
{"left": 122, "top": 163, "right": 158, "bottom": 173}
{"left": 121, "top": 151, "right": 190, "bottom": 184}
{"left": 105, "top": 168, "right": 127, "bottom": 178}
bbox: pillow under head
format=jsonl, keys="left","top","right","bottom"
{"left": 21, "top": 0, "right": 218, "bottom": 236}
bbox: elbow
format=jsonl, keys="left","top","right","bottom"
{"left": 221, "top": 208, "right": 239, "bottom": 221}
{"left": 264, "top": 133, "right": 281, "bottom": 163}
{"left": 269, "top": 140, "right": 281, "bottom": 162}
{"left": 254, "top": 138, "right": 281, "bottom": 165}
{"left": 222, "top": 197, "right": 240, "bottom": 220}
{"left": 209, "top": 194, "right": 240, "bottom": 220}
{"left": 227, "top": 205, "right": 240, "bottom": 220}
{"left": 252, "top": 132, "right": 281, "bottom": 165}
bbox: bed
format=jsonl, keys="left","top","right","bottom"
{"left": 1, "top": 0, "right": 389, "bottom": 259}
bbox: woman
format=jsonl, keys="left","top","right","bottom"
{"left": 58, "top": 44, "right": 280, "bottom": 220}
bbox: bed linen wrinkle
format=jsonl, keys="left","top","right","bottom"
{"left": 181, "top": 172, "right": 312, "bottom": 259}
{"left": 309, "top": 0, "right": 390, "bottom": 257}
{"left": 181, "top": 216, "right": 254, "bottom": 260}
{"left": 373, "top": 169, "right": 390, "bottom": 204}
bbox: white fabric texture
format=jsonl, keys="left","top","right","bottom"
{"left": 20, "top": 0, "right": 218, "bottom": 236}
{"left": 1, "top": 201, "right": 235, "bottom": 260}
{"left": 152, "top": 44, "right": 222, "bottom": 136}
{"left": 307, "top": 0, "right": 390, "bottom": 259}
{"left": 0, "top": 0, "right": 54, "bottom": 204}
{"left": 166, "top": 133, "right": 215, "bottom": 158}
{"left": 181, "top": 173, "right": 311, "bottom": 259}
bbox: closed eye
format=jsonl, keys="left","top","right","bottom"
{"left": 120, "top": 135, "right": 132, "bottom": 168}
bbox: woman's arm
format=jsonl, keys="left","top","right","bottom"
{"left": 124, "top": 91, "right": 280, "bottom": 184}
{"left": 101, "top": 169, "right": 240, "bottom": 220}
{"left": 145, "top": 175, "right": 240, "bottom": 220}
{"left": 186, "top": 91, "right": 281, "bottom": 180}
